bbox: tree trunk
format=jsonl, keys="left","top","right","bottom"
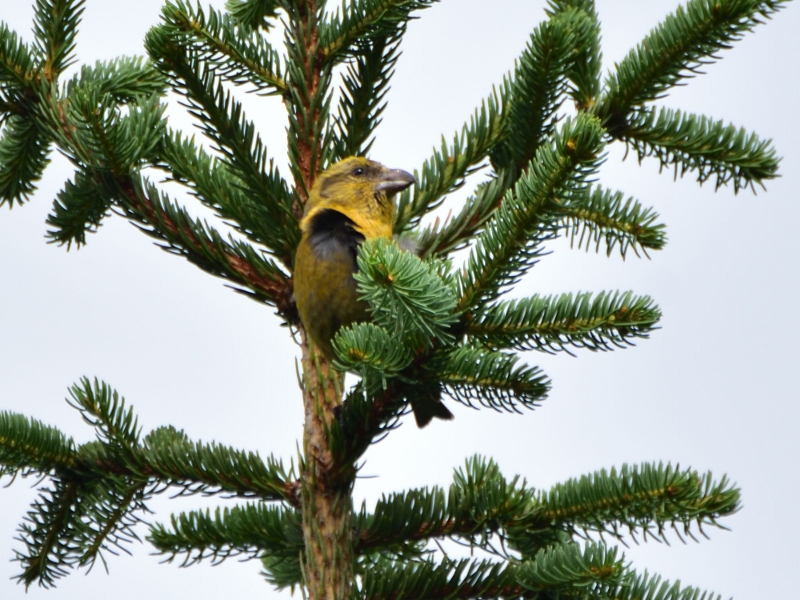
{"left": 300, "top": 336, "right": 354, "bottom": 599}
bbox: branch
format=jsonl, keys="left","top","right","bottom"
{"left": 618, "top": 106, "right": 780, "bottom": 192}
{"left": 466, "top": 291, "right": 661, "bottom": 354}
{"left": 600, "top": 0, "right": 789, "bottom": 118}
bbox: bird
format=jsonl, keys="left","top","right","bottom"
{"left": 293, "top": 156, "right": 454, "bottom": 427}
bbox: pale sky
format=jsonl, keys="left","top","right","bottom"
{"left": 1, "top": 1, "right": 798, "bottom": 598}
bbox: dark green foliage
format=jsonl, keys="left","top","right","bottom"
{"left": 395, "top": 86, "right": 509, "bottom": 233}
{"left": 159, "top": 130, "right": 290, "bottom": 249}
{"left": 600, "top": 0, "right": 789, "bottom": 117}
{"left": 41, "top": 87, "right": 165, "bottom": 173}
{"left": 329, "top": 31, "right": 399, "bottom": 161}
{"left": 140, "top": 426, "right": 294, "bottom": 500}
{"left": 146, "top": 25, "right": 297, "bottom": 263}
{"left": 1, "top": 378, "right": 295, "bottom": 587}
{"left": 433, "top": 345, "right": 550, "bottom": 412}
{"left": 32, "top": 0, "right": 85, "bottom": 81}
{"left": 359, "top": 556, "right": 525, "bottom": 599}
{"left": 14, "top": 468, "right": 145, "bottom": 587}
{"left": 467, "top": 291, "right": 661, "bottom": 353}
{"left": 158, "top": 1, "right": 286, "bottom": 94}
{"left": 46, "top": 169, "right": 115, "bottom": 247}
{"left": 13, "top": 379, "right": 148, "bottom": 587}
{"left": 610, "top": 571, "right": 723, "bottom": 600}
{"left": 0, "top": 0, "right": 786, "bottom": 596}
{"left": 149, "top": 503, "right": 303, "bottom": 588}
{"left": 0, "top": 412, "right": 75, "bottom": 473}
{"left": 0, "top": 115, "right": 51, "bottom": 206}
{"left": 519, "top": 542, "right": 624, "bottom": 591}
{"left": 355, "top": 237, "right": 458, "bottom": 349}
{"left": 0, "top": 22, "right": 37, "bottom": 89}
{"left": 459, "top": 113, "right": 606, "bottom": 311}
{"left": 622, "top": 106, "right": 780, "bottom": 192}
{"left": 414, "top": 168, "right": 517, "bottom": 259}
{"left": 546, "top": 0, "right": 603, "bottom": 108}
{"left": 67, "top": 378, "right": 141, "bottom": 448}
{"left": 491, "top": 12, "right": 581, "bottom": 171}
{"left": 333, "top": 322, "right": 413, "bottom": 382}
{"left": 122, "top": 178, "right": 291, "bottom": 307}
{"left": 352, "top": 457, "right": 735, "bottom": 599}
{"left": 320, "top": 0, "right": 438, "bottom": 60}
{"left": 63, "top": 57, "right": 168, "bottom": 103}
{"left": 536, "top": 462, "right": 740, "bottom": 543}
{"left": 225, "top": 0, "right": 281, "bottom": 33}
{"left": 555, "top": 185, "right": 667, "bottom": 257}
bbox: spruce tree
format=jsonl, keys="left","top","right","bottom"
{"left": 0, "top": 0, "right": 791, "bottom": 598}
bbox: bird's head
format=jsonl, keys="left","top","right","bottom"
{"left": 301, "top": 157, "right": 416, "bottom": 239}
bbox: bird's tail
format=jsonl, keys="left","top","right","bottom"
{"left": 408, "top": 383, "right": 454, "bottom": 428}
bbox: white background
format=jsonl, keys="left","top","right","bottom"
{"left": 1, "top": 1, "right": 798, "bottom": 598}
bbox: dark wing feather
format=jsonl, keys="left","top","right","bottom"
{"left": 306, "top": 209, "right": 365, "bottom": 269}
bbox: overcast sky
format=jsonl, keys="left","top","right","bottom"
{"left": 1, "top": 1, "right": 798, "bottom": 598}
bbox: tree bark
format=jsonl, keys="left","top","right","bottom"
{"left": 299, "top": 335, "right": 354, "bottom": 599}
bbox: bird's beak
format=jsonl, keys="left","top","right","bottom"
{"left": 375, "top": 168, "right": 416, "bottom": 195}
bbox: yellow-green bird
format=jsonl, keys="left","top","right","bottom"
{"left": 293, "top": 156, "right": 453, "bottom": 427}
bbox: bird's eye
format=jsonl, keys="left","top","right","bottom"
{"left": 352, "top": 167, "right": 365, "bottom": 176}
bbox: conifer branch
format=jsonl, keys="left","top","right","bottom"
{"left": 140, "top": 426, "right": 296, "bottom": 503}
{"left": 0, "top": 22, "right": 37, "bottom": 89}
{"left": 606, "top": 570, "right": 723, "bottom": 600}
{"left": 149, "top": 503, "right": 307, "bottom": 589}
{"left": 14, "top": 459, "right": 150, "bottom": 587}
{"left": 320, "top": 0, "right": 437, "bottom": 61}
{"left": 327, "top": 381, "right": 407, "bottom": 477}
{"left": 120, "top": 178, "right": 294, "bottom": 312}
{"left": 15, "top": 477, "right": 84, "bottom": 587}
{"left": 620, "top": 106, "right": 780, "bottom": 192}
{"left": 466, "top": 291, "right": 661, "bottom": 354}
{"left": 458, "top": 113, "right": 605, "bottom": 311}
{"left": 415, "top": 169, "right": 515, "bottom": 259}
{"left": 333, "top": 323, "right": 413, "bottom": 382}
{"left": 354, "top": 238, "right": 458, "bottom": 349}
{"left": 395, "top": 86, "right": 508, "bottom": 233}
{"left": 63, "top": 57, "right": 168, "bottom": 104}
{"left": 145, "top": 30, "right": 298, "bottom": 262}
{"left": 45, "top": 168, "right": 115, "bottom": 247}
{"left": 490, "top": 12, "right": 577, "bottom": 171}
{"left": 4, "top": 377, "right": 297, "bottom": 587}
{"left": 433, "top": 345, "right": 549, "bottom": 413}
{"left": 535, "top": 462, "right": 740, "bottom": 544}
{"left": 329, "top": 31, "right": 399, "bottom": 162}
{"left": 67, "top": 378, "right": 141, "bottom": 449}
{"left": 38, "top": 86, "right": 165, "bottom": 175}
{"left": 225, "top": 0, "right": 281, "bottom": 33}
{"left": 14, "top": 409, "right": 151, "bottom": 589}
{"left": 21, "top": 84, "right": 286, "bottom": 314}
{"left": 554, "top": 185, "right": 667, "bottom": 257}
{"left": 0, "top": 412, "right": 76, "bottom": 473}
{"left": 546, "top": 0, "right": 602, "bottom": 110}
{"left": 282, "top": 1, "right": 331, "bottom": 203}
{"left": 0, "top": 115, "right": 51, "bottom": 206}
{"left": 358, "top": 556, "right": 529, "bottom": 600}
{"left": 159, "top": 1, "right": 287, "bottom": 95}
{"left": 356, "top": 457, "right": 533, "bottom": 554}
{"left": 159, "top": 130, "right": 293, "bottom": 254}
{"left": 0, "top": 91, "right": 22, "bottom": 121}
{"left": 600, "top": 0, "right": 788, "bottom": 118}
{"left": 32, "top": 0, "right": 85, "bottom": 83}
{"left": 518, "top": 542, "right": 623, "bottom": 592}
{"left": 151, "top": 505, "right": 300, "bottom": 563}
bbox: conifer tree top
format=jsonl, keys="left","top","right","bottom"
{"left": 1, "top": 1, "right": 798, "bottom": 599}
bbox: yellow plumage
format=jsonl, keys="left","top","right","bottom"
{"left": 293, "top": 156, "right": 453, "bottom": 427}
